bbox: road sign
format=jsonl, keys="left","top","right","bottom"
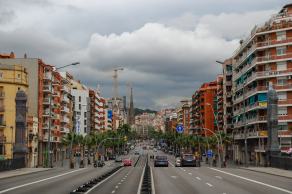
{"left": 176, "top": 125, "right": 184, "bottom": 133}
{"left": 207, "top": 149, "right": 213, "bottom": 158}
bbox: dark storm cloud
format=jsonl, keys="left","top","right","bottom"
{"left": 0, "top": 0, "right": 290, "bottom": 108}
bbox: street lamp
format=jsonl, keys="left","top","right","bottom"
{"left": 47, "top": 62, "right": 79, "bottom": 168}
{"left": 206, "top": 103, "right": 225, "bottom": 167}
{"left": 202, "top": 127, "right": 221, "bottom": 167}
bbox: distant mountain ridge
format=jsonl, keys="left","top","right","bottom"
{"left": 134, "top": 108, "right": 157, "bottom": 116}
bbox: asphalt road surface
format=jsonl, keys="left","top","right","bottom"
{"left": 0, "top": 149, "right": 291, "bottom": 194}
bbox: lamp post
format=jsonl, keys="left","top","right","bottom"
{"left": 206, "top": 103, "right": 225, "bottom": 167}
{"left": 203, "top": 127, "right": 222, "bottom": 168}
{"left": 47, "top": 62, "right": 79, "bottom": 168}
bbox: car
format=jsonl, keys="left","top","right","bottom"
{"left": 154, "top": 155, "right": 168, "bottom": 167}
{"left": 175, "top": 157, "right": 182, "bottom": 167}
{"left": 123, "top": 159, "right": 132, "bottom": 166}
{"left": 168, "top": 150, "right": 174, "bottom": 155}
{"left": 153, "top": 148, "right": 157, "bottom": 152}
{"left": 115, "top": 156, "right": 122, "bottom": 162}
{"left": 181, "top": 154, "right": 196, "bottom": 167}
{"left": 134, "top": 150, "right": 140, "bottom": 155}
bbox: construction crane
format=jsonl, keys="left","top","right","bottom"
{"left": 112, "top": 67, "right": 124, "bottom": 113}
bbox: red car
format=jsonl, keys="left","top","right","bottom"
{"left": 123, "top": 159, "right": 132, "bottom": 166}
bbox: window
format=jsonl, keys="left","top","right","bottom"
{"left": 278, "top": 107, "right": 287, "bottom": 116}
{"left": 278, "top": 123, "right": 288, "bottom": 131}
{"left": 277, "top": 62, "right": 287, "bottom": 71}
{"left": 0, "top": 72, "right": 2, "bottom": 79}
{"left": 79, "top": 104, "right": 81, "bottom": 110}
{"left": 278, "top": 92, "right": 287, "bottom": 100}
{"left": 79, "top": 96, "right": 81, "bottom": 102}
{"left": 84, "top": 119, "right": 87, "bottom": 125}
{"left": 17, "top": 74, "right": 21, "bottom": 79}
{"left": 84, "top": 112, "right": 87, "bottom": 118}
{"left": 277, "top": 77, "right": 287, "bottom": 86}
{"left": 276, "top": 46, "right": 286, "bottom": 56}
{"left": 84, "top": 127, "right": 87, "bottom": 133}
{"left": 276, "top": 31, "right": 286, "bottom": 41}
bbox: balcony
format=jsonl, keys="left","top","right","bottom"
{"left": 257, "top": 37, "right": 292, "bottom": 48}
{"left": 61, "top": 96, "right": 70, "bottom": 104}
{"left": 42, "top": 109, "right": 51, "bottom": 117}
{"left": 43, "top": 85, "right": 52, "bottom": 93}
{"left": 0, "top": 92, "right": 4, "bottom": 99}
{"left": 61, "top": 116, "right": 70, "bottom": 123}
{"left": 42, "top": 123, "right": 49, "bottom": 130}
{"left": 278, "top": 99, "right": 292, "bottom": 105}
{"left": 52, "top": 114, "right": 60, "bottom": 120}
{"left": 0, "top": 105, "right": 4, "bottom": 112}
{"left": 0, "top": 120, "right": 5, "bottom": 128}
{"left": 234, "top": 45, "right": 256, "bottom": 69}
{"left": 61, "top": 85, "right": 70, "bottom": 93}
{"left": 60, "top": 127, "right": 70, "bottom": 133}
{"left": 257, "top": 52, "right": 292, "bottom": 64}
{"left": 43, "top": 98, "right": 51, "bottom": 105}
{"left": 61, "top": 106, "right": 70, "bottom": 113}
{"left": 43, "top": 72, "right": 52, "bottom": 80}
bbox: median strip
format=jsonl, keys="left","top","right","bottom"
{"left": 70, "top": 166, "right": 123, "bottom": 194}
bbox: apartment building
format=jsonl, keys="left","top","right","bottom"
{"left": 0, "top": 64, "right": 28, "bottom": 159}
{"left": 215, "top": 75, "right": 224, "bottom": 131}
{"left": 177, "top": 100, "right": 191, "bottom": 134}
{"left": 191, "top": 81, "right": 217, "bottom": 136}
{"left": 232, "top": 4, "right": 292, "bottom": 165}
{"left": 89, "top": 88, "right": 106, "bottom": 132}
{"left": 222, "top": 59, "right": 233, "bottom": 134}
{"left": 71, "top": 80, "right": 90, "bottom": 135}
{"left": 27, "top": 116, "right": 38, "bottom": 167}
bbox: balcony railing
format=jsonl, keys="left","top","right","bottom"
{"left": 43, "top": 85, "right": 52, "bottom": 92}
{"left": 43, "top": 98, "right": 51, "bottom": 104}
{"left": 257, "top": 37, "right": 292, "bottom": 48}
{"left": 61, "top": 85, "right": 70, "bottom": 93}
{"left": 257, "top": 52, "right": 292, "bottom": 63}
{"left": 61, "top": 96, "right": 70, "bottom": 103}
{"left": 43, "top": 72, "right": 52, "bottom": 80}
{"left": 61, "top": 106, "right": 70, "bottom": 113}
{"left": 0, "top": 92, "right": 4, "bottom": 99}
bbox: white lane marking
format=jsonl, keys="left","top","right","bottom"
{"left": 111, "top": 190, "right": 115, "bottom": 193}
{"left": 188, "top": 172, "right": 192, "bottom": 175}
{"left": 150, "top": 167, "right": 156, "bottom": 194}
{"left": 169, "top": 162, "right": 174, "bottom": 167}
{"left": 215, "top": 176, "right": 222, "bottom": 180}
{"left": 209, "top": 168, "right": 292, "bottom": 194}
{"left": 196, "top": 177, "right": 201, "bottom": 180}
{"left": 0, "top": 168, "right": 86, "bottom": 194}
{"left": 121, "top": 179, "right": 124, "bottom": 182}
{"left": 137, "top": 163, "right": 146, "bottom": 194}
{"left": 115, "top": 185, "right": 119, "bottom": 189}
{"left": 84, "top": 167, "right": 124, "bottom": 194}
{"left": 206, "top": 183, "right": 213, "bottom": 187}
{"left": 171, "top": 176, "right": 177, "bottom": 179}
{"left": 118, "top": 182, "right": 121, "bottom": 185}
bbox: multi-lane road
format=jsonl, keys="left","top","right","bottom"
{"left": 0, "top": 149, "right": 291, "bottom": 194}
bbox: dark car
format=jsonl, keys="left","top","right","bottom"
{"left": 154, "top": 155, "right": 168, "bottom": 167}
{"left": 181, "top": 154, "right": 196, "bottom": 167}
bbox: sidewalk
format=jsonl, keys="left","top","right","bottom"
{"left": 0, "top": 168, "right": 51, "bottom": 179}
{"left": 240, "top": 167, "right": 292, "bottom": 179}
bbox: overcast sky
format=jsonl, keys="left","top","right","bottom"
{"left": 0, "top": 0, "right": 290, "bottom": 109}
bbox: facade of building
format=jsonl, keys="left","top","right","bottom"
{"left": 177, "top": 100, "right": 191, "bottom": 134}
{"left": 232, "top": 4, "right": 292, "bottom": 165}
{"left": 215, "top": 75, "right": 224, "bottom": 131}
{"left": 71, "top": 80, "right": 90, "bottom": 136}
{"left": 0, "top": 64, "right": 28, "bottom": 159}
{"left": 27, "top": 116, "right": 38, "bottom": 167}
{"left": 191, "top": 81, "right": 218, "bottom": 136}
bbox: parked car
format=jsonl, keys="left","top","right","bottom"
{"left": 154, "top": 155, "right": 168, "bottom": 167}
{"left": 181, "top": 154, "right": 196, "bottom": 167}
{"left": 153, "top": 148, "right": 157, "bottom": 152}
{"left": 115, "top": 156, "right": 122, "bottom": 162}
{"left": 134, "top": 150, "right": 140, "bottom": 155}
{"left": 123, "top": 159, "right": 132, "bottom": 166}
{"left": 175, "top": 157, "right": 182, "bottom": 167}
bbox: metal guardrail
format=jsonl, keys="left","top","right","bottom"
{"left": 70, "top": 165, "right": 123, "bottom": 194}
{"left": 140, "top": 155, "right": 152, "bottom": 194}
{"left": 0, "top": 157, "right": 25, "bottom": 172}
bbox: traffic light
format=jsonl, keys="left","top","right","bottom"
{"left": 124, "top": 136, "right": 128, "bottom": 142}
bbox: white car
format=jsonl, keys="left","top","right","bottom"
{"left": 153, "top": 148, "right": 157, "bottom": 152}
